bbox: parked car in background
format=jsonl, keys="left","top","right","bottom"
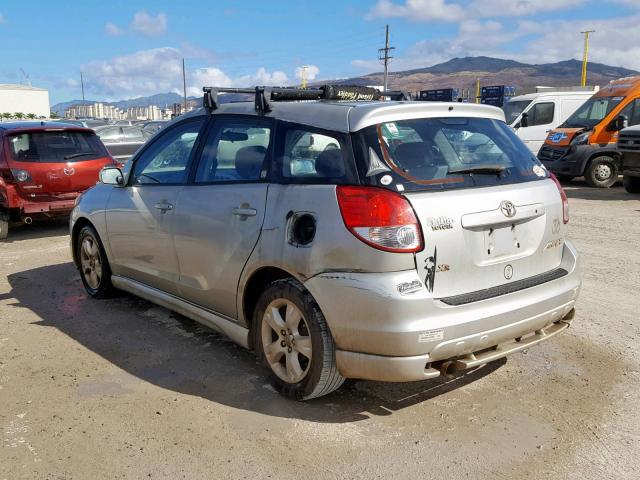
{"left": 71, "top": 86, "right": 580, "bottom": 400}
{"left": 54, "top": 119, "right": 108, "bottom": 129}
{"left": 94, "top": 125, "right": 153, "bottom": 162}
{"left": 617, "top": 125, "right": 640, "bottom": 193}
{"left": 504, "top": 88, "right": 596, "bottom": 155}
{"left": 112, "top": 120, "right": 136, "bottom": 126}
{"left": 142, "top": 120, "right": 167, "bottom": 134}
{"left": 0, "top": 121, "right": 114, "bottom": 239}
{"left": 538, "top": 76, "right": 640, "bottom": 187}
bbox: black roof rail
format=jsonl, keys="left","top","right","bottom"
{"left": 203, "top": 85, "right": 411, "bottom": 114}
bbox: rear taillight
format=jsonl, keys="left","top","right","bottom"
{"left": 549, "top": 173, "right": 569, "bottom": 224}
{"left": 336, "top": 185, "right": 423, "bottom": 253}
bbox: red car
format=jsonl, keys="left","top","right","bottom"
{"left": 0, "top": 122, "right": 115, "bottom": 239}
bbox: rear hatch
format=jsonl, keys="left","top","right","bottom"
{"left": 405, "top": 180, "right": 564, "bottom": 299}
{"left": 5, "top": 128, "right": 113, "bottom": 195}
{"left": 353, "top": 114, "right": 566, "bottom": 300}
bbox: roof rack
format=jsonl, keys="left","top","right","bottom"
{"left": 202, "top": 85, "right": 411, "bottom": 115}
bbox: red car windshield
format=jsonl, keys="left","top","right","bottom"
{"left": 8, "top": 130, "right": 109, "bottom": 163}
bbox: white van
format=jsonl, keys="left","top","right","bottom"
{"left": 503, "top": 87, "right": 598, "bottom": 155}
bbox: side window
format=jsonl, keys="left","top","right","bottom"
{"left": 123, "top": 127, "right": 145, "bottom": 142}
{"left": 280, "top": 126, "right": 348, "bottom": 181}
{"left": 132, "top": 118, "right": 205, "bottom": 185}
{"left": 97, "top": 127, "right": 121, "bottom": 141}
{"left": 528, "top": 102, "right": 555, "bottom": 126}
{"left": 195, "top": 120, "right": 271, "bottom": 183}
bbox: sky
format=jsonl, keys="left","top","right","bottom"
{"left": 1, "top": 0, "right": 639, "bottom": 105}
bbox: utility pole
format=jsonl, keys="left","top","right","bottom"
{"left": 378, "top": 24, "right": 395, "bottom": 91}
{"left": 182, "top": 58, "right": 188, "bottom": 113}
{"left": 580, "top": 30, "right": 595, "bottom": 87}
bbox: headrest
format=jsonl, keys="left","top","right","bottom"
{"left": 235, "top": 145, "right": 267, "bottom": 179}
{"left": 315, "top": 148, "right": 345, "bottom": 178}
{"left": 393, "top": 142, "right": 427, "bottom": 168}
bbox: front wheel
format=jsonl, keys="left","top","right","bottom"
{"left": 254, "top": 279, "right": 345, "bottom": 400}
{"left": 585, "top": 156, "right": 618, "bottom": 188}
{"left": 623, "top": 175, "right": 640, "bottom": 193}
{"left": 76, "top": 225, "right": 116, "bottom": 298}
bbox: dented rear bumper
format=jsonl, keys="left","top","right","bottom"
{"left": 304, "top": 241, "right": 580, "bottom": 382}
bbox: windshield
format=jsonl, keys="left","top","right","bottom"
{"left": 354, "top": 117, "right": 545, "bottom": 192}
{"left": 503, "top": 100, "right": 532, "bottom": 125}
{"left": 8, "top": 130, "right": 108, "bottom": 163}
{"left": 560, "top": 96, "right": 624, "bottom": 129}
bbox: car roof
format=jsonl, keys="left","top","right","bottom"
{"left": 0, "top": 121, "right": 93, "bottom": 133}
{"left": 509, "top": 91, "right": 595, "bottom": 101}
{"left": 181, "top": 100, "right": 506, "bottom": 133}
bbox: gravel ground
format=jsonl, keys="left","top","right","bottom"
{"left": 1, "top": 181, "right": 639, "bottom": 480}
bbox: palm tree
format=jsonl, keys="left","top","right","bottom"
{"left": 14, "top": 112, "right": 25, "bottom": 120}
{"left": 26, "top": 113, "right": 36, "bottom": 120}
{"left": 1, "top": 112, "right": 12, "bottom": 121}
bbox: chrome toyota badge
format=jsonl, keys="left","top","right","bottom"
{"left": 500, "top": 200, "right": 516, "bottom": 218}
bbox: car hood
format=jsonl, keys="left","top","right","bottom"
{"left": 544, "top": 128, "right": 585, "bottom": 147}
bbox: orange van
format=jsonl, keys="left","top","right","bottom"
{"left": 538, "top": 76, "right": 640, "bottom": 187}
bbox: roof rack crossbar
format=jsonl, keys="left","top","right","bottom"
{"left": 202, "top": 85, "right": 411, "bottom": 114}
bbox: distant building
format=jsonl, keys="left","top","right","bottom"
{"left": 0, "top": 84, "right": 50, "bottom": 118}
{"left": 65, "top": 102, "right": 167, "bottom": 121}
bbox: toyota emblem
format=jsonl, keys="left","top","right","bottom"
{"left": 64, "top": 167, "right": 75, "bottom": 176}
{"left": 500, "top": 200, "right": 516, "bottom": 218}
{"left": 504, "top": 264, "right": 513, "bottom": 280}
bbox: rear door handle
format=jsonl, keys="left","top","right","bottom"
{"left": 154, "top": 201, "right": 174, "bottom": 213}
{"left": 232, "top": 207, "right": 257, "bottom": 218}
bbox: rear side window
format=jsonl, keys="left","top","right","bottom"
{"left": 273, "top": 122, "right": 357, "bottom": 184}
{"left": 354, "top": 117, "right": 544, "bottom": 192}
{"left": 8, "top": 130, "right": 109, "bottom": 163}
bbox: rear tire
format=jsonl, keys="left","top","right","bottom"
{"left": 254, "top": 278, "right": 345, "bottom": 400}
{"left": 76, "top": 225, "right": 116, "bottom": 298}
{"left": 585, "top": 156, "right": 618, "bottom": 188}
{"left": 0, "top": 214, "right": 8, "bottom": 241}
{"left": 623, "top": 175, "right": 640, "bottom": 193}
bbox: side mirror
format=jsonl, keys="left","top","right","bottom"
{"left": 607, "top": 114, "right": 628, "bottom": 131}
{"left": 520, "top": 112, "right": 529, "bottom": 128}
{"left": 99, "top": 166, "right": 124, "bottom": 186}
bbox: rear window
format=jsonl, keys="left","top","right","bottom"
{"left": 354, "top": 117, "right": 546, "bottom": 192}
{"left": 8, "top": 130, "right": 109, "bottom": 163}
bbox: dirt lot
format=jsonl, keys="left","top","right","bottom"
{"left": 1, "top": 181, "right": 639, "bottom": 480}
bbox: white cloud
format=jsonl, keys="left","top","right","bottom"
{"left": 81, "top": 47, "right": 292, "bottom": 99}
{"left": 367, "top": 0, "right": 585, "bottom": 21}
{"left": 104, "top": 22, "right": 124, "bottom": 36}
{"left": 367, "top": 0, "right": 463, "bottom": 22}
{"left": 131, "top": 11, "right": 167, "bottom": 37}
{"left": 295, "top": 65, "right": 320, "bottom": 82}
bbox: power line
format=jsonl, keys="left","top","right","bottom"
{"left": 378, "top": 24, "right": 395, "bottom": 91}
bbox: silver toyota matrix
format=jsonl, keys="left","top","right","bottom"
{"left": 70, "top": 86, "right": 581, "bottom": 400}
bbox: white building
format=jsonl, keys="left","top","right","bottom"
{"left": 0, "top": 84, "right": 50, "bottom": 118}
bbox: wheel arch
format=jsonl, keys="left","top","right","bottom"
{"left": 70, "top": 217, "right": 95, "bottom": 268}
{"left": 239, "top": 266, "right": 301, "bottom": 349}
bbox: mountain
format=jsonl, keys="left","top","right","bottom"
{"left": 332, "top": 57, "right": 640, "bottom": 95}
{"left": 52, "top": 57, "right": 640, "bottom": 115}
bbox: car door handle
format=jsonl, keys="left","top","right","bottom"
{"left": 232, "top": 207, "right": 257, "bottom": 217}
{"left": 154, "top": 201, "right": 174, "bottom": 213}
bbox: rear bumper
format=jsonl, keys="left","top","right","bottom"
{"left": 304, "top": 241, "right": 581, "bottom": 382}
{"left": 0, "top": 182, "right": 78, "bottom": 215}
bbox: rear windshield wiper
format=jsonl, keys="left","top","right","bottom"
{"left": 448, "top": 165, "right": 506, "bottom": 175}
{"left": 64, "top": 152, "right": 97, "bottom": 160}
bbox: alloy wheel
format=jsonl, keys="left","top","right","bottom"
{"left": 261, "top": 299, "right": 312, "bottom": 384}
{"left": 80, "top": 235, "right": 102, "bottom": 290}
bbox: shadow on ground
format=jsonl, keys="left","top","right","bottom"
{"left": 563, "top": 179, "right": 639, "bottom": 202}
{"left": 3, "top": 262, "right": 504, "bottom": 423}
{"left": 4, "top": 218, "right": 69, "bottom": 243}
